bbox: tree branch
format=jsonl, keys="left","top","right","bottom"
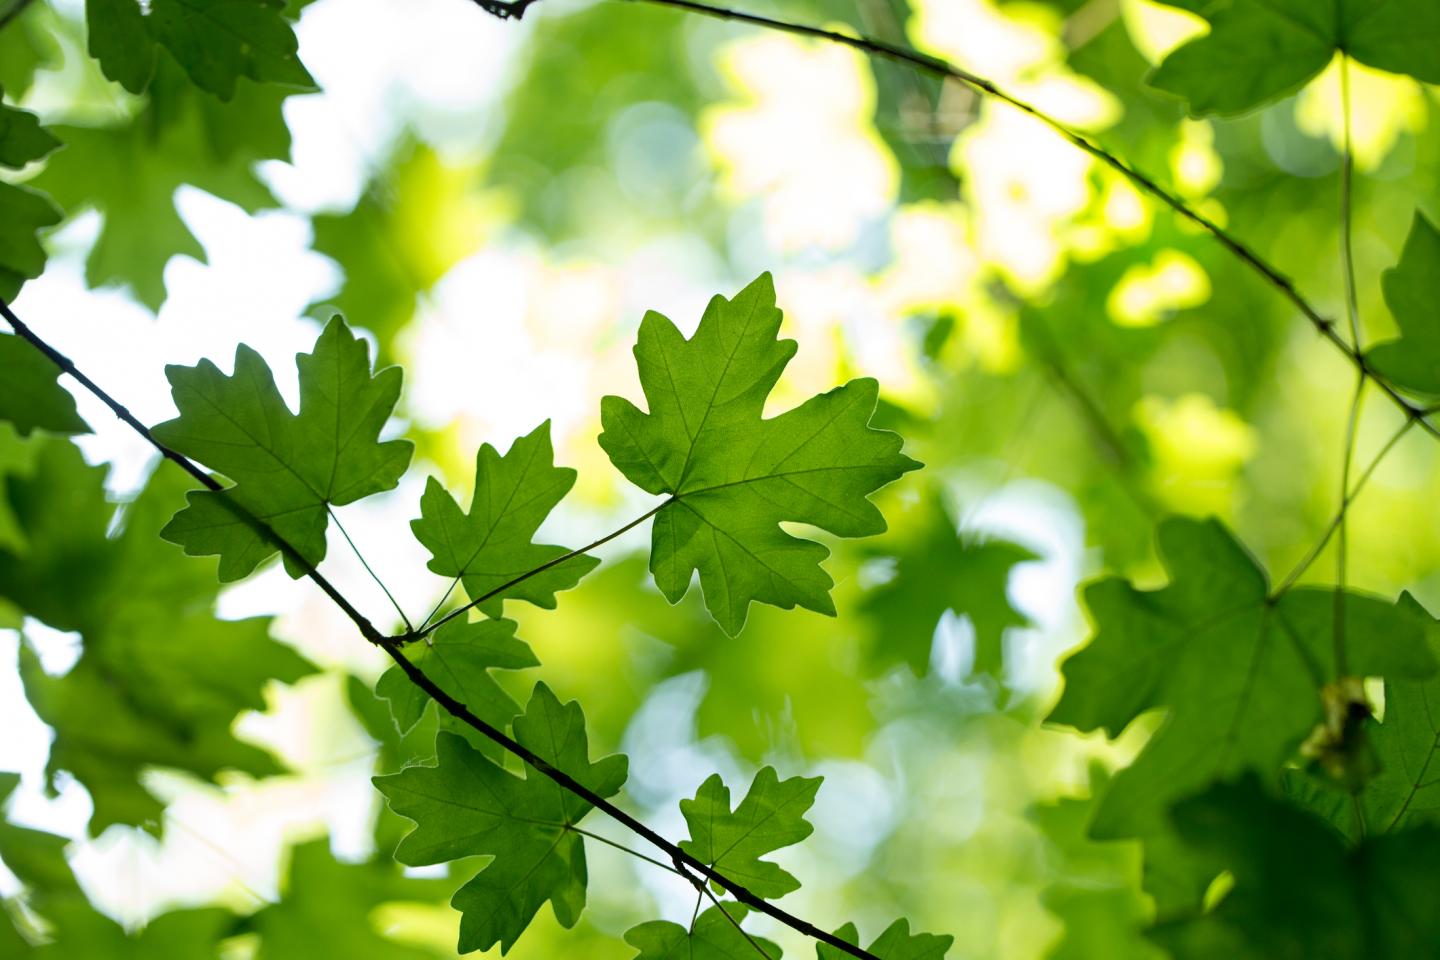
{"left": 0, "top": 300, "right": 882, "bottom": 960}
{"left": 475, "top": 0, "right": 1439, "bottom": 441}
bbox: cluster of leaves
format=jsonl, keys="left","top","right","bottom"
{"left": 6, "top": 0, "right": 1440, "bottom": 958}
{"left": 1, "top": 273, "right": 947, "bottom": 956}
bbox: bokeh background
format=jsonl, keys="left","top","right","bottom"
{"left": 3, "top": 0, "right": 1440, "bottom": 956}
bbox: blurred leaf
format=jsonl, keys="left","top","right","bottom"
{"left": 0, "top": 334, "right": 87, "bottom": 437}
{"left": 0, "top": 182, "right": 60, "bottom": 301}
{"left": 0, "top": 2, "right": 60, "bottom": 98}
{"left": 308, "top": 141, "right": 490, "bottom": 354}
{"left": 0, "top": 97, "right": 58, "bottom": 168}
{"left": 148, "top": 0, "right": 313, "bottom": 99}
{"left": 1367, "top": 211, "right": 1440, "bottom": 395}
{"left": 600, "top": 272, "right": 921, "bottom": 635}
{"left": 31, "top": 61, "right": 298, "bottom": 309}
{"left": 376, "top": 616, "right": 538, "bottom": 761}
{"left": 1149, "top": 0, "right": 1440, "bottom": 116}
{"left": 414, "top": 420, "right": 598, "bottom": 618}
{"left": 86, "top": 0, "right": 156, "bottom": 93}
{"left": 1048, "top": 516, "right": 1436, "bottom": 907}
{"left": 860, "top": 495, "right": 1035, "bottom": 680}
{"left": 375, "top": 684, "right": 627, "bottom": 954}
{"left": 0, "top": 439, "right": 315, "bottom": 832}
{"left": 152, "top": 316, "right": 413, "bottom": 581}
{"left": 253, "top": 838, "right": 450, "bottom": 960}
{"left": 625, "top": 903, "right": 782, "bottom": 960}
{"left": 680, "top": 766, "right": 821, "bottom": 898}
{"left": 31, "top": 903, "right": 238, "bottom": 958}
{"left": 1150, "top": 774, "right": 1440, "bottom": 958}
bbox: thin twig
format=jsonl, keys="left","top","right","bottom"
{"left": 467, "top": 0, "right": 1440, "bottom": 440}
{"left": 0, "top": 298, "right": 388, "bottom": 645}
{"left": 1, "top": 305, "right": 882, "bottom": 960}
{"left": 567, "top": 824, "right": 685, "bottom": 877}
{"left": 702, "top": 884, "right": 777, "bottom": 959}
{"left": 1272, "top": 417, "right": 1414, "bottom": 598}
{"left": 1331, "top": 56, "right": 1362, "bottom": 678}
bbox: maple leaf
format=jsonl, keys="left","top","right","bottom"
{"left": 860, "top": 495, "right": 1035, "bottom": 680}
{"left": 413, "top": 420, "right": 599, "bottom": 616}
{"left": 817, "top": 920, "right": 953, "bottom": 960}
{"left": 1046, "top": 516, "right": 1437, "bottom": 908}
{"left": 599, "top": 272, "right": 921, "bottom": 635}
{"left": 0, "top": 440, "right": 316, "bottom": 832}
{"left": 1150, "top": 774, "right": 1440, "bottom": 958}
{"left": 1366, "top": 212, "right": 1440, "bottom": 395}
{"left": 625, "top": 903, "right": 783, "bottom": 960}
{"left": 152, "top": 316, "right": 412, "bottom": 581}
{"left": 679, "top": 766, "right": 821, "bottom": 898}
{"left": 374, "top": 683, "right": 628, "bottom": 954}
{"left": 0, "top": 335, "right": 87, "bottom": 437}
{"left": 375, "top": 616, "right": 538, "bottom": 761}
{"left": 1149, "top": 0, "right": 1440, "bottom": 116}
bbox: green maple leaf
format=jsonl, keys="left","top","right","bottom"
{"left": 375, "top": 616, "right": 538, "bottom": 761}
{"left": 1367, "top": 212, "right": 1440, "bottom": 395}
{"left": 0, "top": 439, "right": 316, "bottom": 832}
{"left": 0, "top": 334, "right": 87, "bottom": 437}
{"left": 599, "top": 272, "right": 921, "bottom": 635}
{"left": 0, "top": 182, "right": 60, "bottom": 301}
{"left": 679, "top": 766, "right": 821, "bottom": 898}
{"left": 1047, "top": 516, "right": 1436, "bottom": 908}
{"left": 625, "top": 903, "right": 783, "bottom": 960}
{"left": 374, "top": 682, "right": 628, "bottom": 954}
{"left": 30, "top": 59, "right": 298, "bottom": 309}
{"left": 252, "top": 838, "right": 451, "bottom": 960}
{"left": 152, "top": 316, "right": 412, "bottom": 581}
{"left": 1150, "top": 0, "right": 1440, "bottom": 116}
{"left": 860, "top": 495, "right": 1035, "bottom": 680}
{"left": 1150, "top": 775, "right": 1440, "bottom": 959}
{"left": 817, "top": 920, "right": 953, "bottom": 960}
{"left": 0, "top": 774, "right": 79, "bottom": 902}
{"left": 413, "top": 420, "right": 599, "bottom": 616}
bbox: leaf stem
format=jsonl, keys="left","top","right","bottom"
{"left": 1272, "top": 416, "right": 1412, "bottom": 598}
{"left": 702, "top": 885, "right": 777, "bottom": 959}
{"left": 329, "top": 506, "right": 414, "bottom": 632}
{"left": 413, "top": 498, "right": 671, "bottom": 641}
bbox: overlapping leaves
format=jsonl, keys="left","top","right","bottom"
{"left": 0, "top": 438, "right": 315, "bottom": 833}
{"left": 0, "top": 87, "right": 60, "bottom": 301}
{"left": 153, "top": 316, "right": 412, "bottom": 580}
{"left": 1149, "top": 0, "right": 1440, "bottom": 116}
{"left": 600, "top": 272, "right": 920, "bottom": 635}
{"left": 1048, "top": 516, "right": 1436, "bottom": 907}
